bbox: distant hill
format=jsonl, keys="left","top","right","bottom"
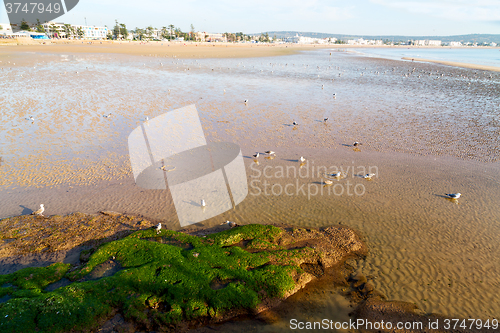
{"left": 256, "top": 31, "right": 500, "bottom": 44}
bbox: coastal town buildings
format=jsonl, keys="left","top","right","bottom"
{"left": 347, "top": 38, "right": 383, "bottom": 45}
{"left": 282, "top": 34, "right": 336, "bottom": 44}
{"left": 0, "top": 21, "right": 107, "bottom": 39}
{"left": 41, "top": 22, "right": 108, "bottom": 39}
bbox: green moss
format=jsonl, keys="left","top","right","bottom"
{"left": 0, "top": 225, "right": 308, "bottom": 332}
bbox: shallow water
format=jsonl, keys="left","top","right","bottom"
{"left": 352, "top": 47, "right": 500, "bottom": 68}
{"left": 1, "top": 49, "right": 500, "bottom": 326}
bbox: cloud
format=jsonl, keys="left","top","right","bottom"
{"left": 370, "top": 0, "right": 500, "bottom": 22}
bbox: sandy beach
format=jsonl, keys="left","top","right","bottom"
{"left": 1, "top": 43, "right": 500, "bottom": 330}
{"left": 3, "top": 40, "right": 498, "bottom": 72}
{"left": 1, "top": 40, "right": 325, "bottom": 59}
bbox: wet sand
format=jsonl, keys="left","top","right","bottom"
{"left": 1, "top": 46, "right": 500, "bottom": 326}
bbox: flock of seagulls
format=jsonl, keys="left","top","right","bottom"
{"left": 249, "top": 143, "right": 462, "bottom": 200}
{"left": 24, "top": 57, "right": 469, "bottom": 232}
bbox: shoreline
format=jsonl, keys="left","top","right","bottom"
{"left": 401, "top": 56, "right": 500, "bottom": 72}
{"left": 2, "top": 39, "right": 498, "bottom": 60}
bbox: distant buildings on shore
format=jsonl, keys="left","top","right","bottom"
{"left": 0, "top": 22, "right": 108, "bottom": 40}
{"left": 1, "top": 22, "right": 498, "bottom": 47}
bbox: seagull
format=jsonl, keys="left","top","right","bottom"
{"left": 145, "top": 116, "right": 149, "bottom": 121}
{"left": 29, "top": 116, "right": 34, "bottom": 121}
{"left": 253, "top": 152, "right": 259, "bottom": 158}
{"left": 353, "top": 142, "right": 362, "bottom": 147}
{"left": 299, "top": 156, "right": 306, "bottom": 162}
{"left": 324, "top": 179, "right": 333, "bottom": 185}
{"left": 333, "top": 93, "right": 336, "bottom": 99}
{"left": 223, "top": 220, "right": 238, "bottom": 228}
{"left": 201, "top": 199, "right": 206, "bottom": 207}
{"left": 156, "top": 223, "right": 162, "bottom": 234}
{"left": 363, "top": 173, "right": 376, "bottom": 179}
{"left": 327, "top": 172, "right": 342, "bottom": 178}
{"left": 292, "top": 120, "right": 298, "bottom": 125}
{"left": 324, "top": 117, "right": 329, "bottom": 123}
{"left": 244, "top": 99, "right": 249, "bottom": 104}
{"left": 103, "top": 113, "right": 112, "bottom": 118}
{"left": 445, "top": 193, "right": 461, "bottom": 199}
{"left": 265, "top": 150, "right": 276, "bottom": 155}
{"left": 32, "top": 204, "right": 44, "bottom": 216}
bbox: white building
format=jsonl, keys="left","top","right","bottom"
{"left": 0, "top": 23, "right": 13, "bottom": 34}
{"left": 41, "top": 22, "right": 65, "bottom": 37}
{"left": 347, "top": 38, "right": 383, "bottom": 46}
{"left": 284, "top": 34, "right": 333, "bottom": 44}
{"left": 72, "top": 25, "right": 108, "bottom": 39}
{"left": 449, "top": 41, "right": 463, "bottom": 47}
{"left": 41, "top": 21, "right": 107, "bottom": 39}
{"left": 427, "top": 40, "right": 442, "bottom": 46}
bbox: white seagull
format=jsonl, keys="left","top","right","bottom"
{"left": 445, "top": 193, "right": 461, "bottom": 199}
{"left": 265, "top": 150, "right": 276, "bottom": 155}
{"left": 156, "top": 223, "right": 162, "bottom": 234}
{"left": 103, "top": 113, "right": 112, "bottom": 118}
{"left": 327, "top": 172, "right": 342, "bottom": 178}
{"left": 324, "top": 179, "right": 333, "bottom": 185}
{"left": 201, "top": 199, "right": 206, "bottom": 207}
{"left": 353, "top": 142, "right": 362, "bottom": 147}
{"left": 244, "top": 99, "right": 249, "bottom": 104}
{"left": 333, "top": 93, "right": 337, "bottom": 99}
{"left": 253, "top": 152, "right": 259, "bottom": 158}
{"left": 32, "top": 204, "right": 44, "bottom": 216}
{"left": 224, "top": 220, "right": 238, "bottom": 228}
{"left": 292, "top": 120, "right": 298, "bottom": 126}
{"left": 299, "top": 156, "right": 306, "bottom": 162}
{"left": 324, "top": 117, "right": 329, "bottom": 123}
{"left": 363, "top": 173, "right": 376, "bottom": 179}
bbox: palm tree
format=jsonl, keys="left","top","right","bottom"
{"left": 49, "top": 24, "right": 57, "bottom": 38}
{"left": 161, "top": 26, "right": 167, "bottom": 40}
{"left": 77, "top": 27, "right": 84, "bottom": 39}
{"left": 168, "top": 24, "right": 175, "bottom": 40}
{"left": 146, "top": 26, "right": 154, "bottom": 40}
{"left": 63, "top": 24, "right": 71, "bottom": 38}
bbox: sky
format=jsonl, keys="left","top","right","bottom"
{"left": 1, "top": 0, "right": 499, "bottom": 36}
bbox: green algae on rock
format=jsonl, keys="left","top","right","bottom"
{"left": 0, "top": 223, "right": 365, "bottom": 332}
